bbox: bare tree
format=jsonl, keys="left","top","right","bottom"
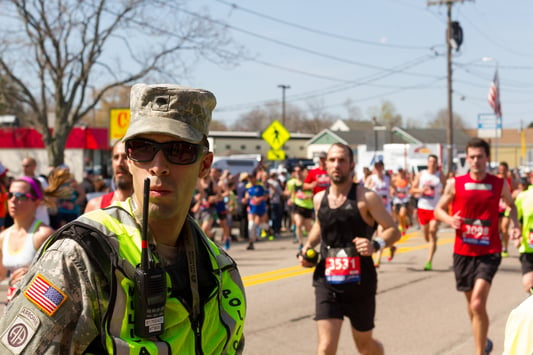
{"left": 403, "top": 117, "right": 421, "bottom": 129}
{"left": 368, "top": 100, "right": 403, "bottom": 130}
{"left": 232, "top": 104, "right": 278, "bottom": 132}
{"left": 343, "top": 98, "right": 363, "bottom": 121}
{"left": 82, "top": 86, "right": 131, "bottom": 127}
{"left": 0, "top": 75, "right": 27, "bottom": 121}
{"left": 0, "top": 0, "right": 244, "bottom": 166}
{"left": 209, "top": 120, "right": 229, "bottom": 131}
{"left": 426, "top": 108, "right": 466, "bottom": 129}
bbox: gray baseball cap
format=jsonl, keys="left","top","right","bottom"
{"left": 123, "top": 83, "right": 216, "bottom": 143}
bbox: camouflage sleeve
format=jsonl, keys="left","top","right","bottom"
{"left": 0, "top": 238, "right": 105, "bottom": 354}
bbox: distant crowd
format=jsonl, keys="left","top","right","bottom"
{"left": 0, "top": 146, "right": 531, "bottom": 353}
{"left": 0, "top": 153, "right": 529, "bottom": 249}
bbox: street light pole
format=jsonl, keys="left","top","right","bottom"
{"left": 278, "top": 84, "right": 290, "bottom": 126}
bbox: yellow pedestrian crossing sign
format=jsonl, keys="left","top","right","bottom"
{"left": 267, "top": 149, "right": 286, "bottom": 161}
{"left": 262, "top": 120, "right": 290, "bottom": 150}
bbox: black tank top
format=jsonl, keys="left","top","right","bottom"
{"left": 318, "top": 183, "right": 376, "bottom": 249}
{"left": 204, "top": 180, "right": 216, "bottom": 207}
{"left": 314, "top": 183, "right": 377, "bottom": 286}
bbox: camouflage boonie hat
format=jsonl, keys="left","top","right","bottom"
{"left": 123, "top": 83, "right": 216, "bottom": 143}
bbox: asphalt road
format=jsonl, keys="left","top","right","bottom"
{"left": 0, "top": 226, "right": 526, "bottom": 354}
{"left": 227, "top": 227, "right": 527, "bottom": 355}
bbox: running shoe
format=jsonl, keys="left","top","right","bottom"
{"left": 484, "top": 338, "right": 493, "bottom": 354}
{"left": 224, "top": 238, "right": 231, "bottom": 250}
{"left": 260, "top": 229, "right": 267, "bottom": 238}
{"left": 501, "top": 250, "right": 509, "bottom": 258}
{"left": 387, "top": 246, "right": 397, "bottom": 262}
{"left": 423, "top": 261, "right": 432, "bottom": 271}
{"left": 246, "top": 243, "right": 255, "bottom": 250}
{"left": 298, "top": 244, "right": 303, "bottom": 251}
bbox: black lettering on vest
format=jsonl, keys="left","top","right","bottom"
{"left": 130, "top": 329, "right": 135, "bottom": 338}
{"left": 140, "top": 347, "right": 150, "bottom": 355}
{"left": 128, "top": 313, "right": 135, "bottom": 324}
{"left": 233, "top": 340, "right": 239, "bottom": 350}
{"left": 236, "top": 309, "right": 244, "bottom": 321}
{"left": 229, "top": 298, "right": 241, "bottom": 307}
{"left": 128, "top": 286, "right": 135, "bottom": 297}
{"left": 222, "top": 289, "right": 231, "bottom": 298}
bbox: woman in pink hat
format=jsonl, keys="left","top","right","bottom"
{"left": 0, "top": 176, "right": 54, "bottom": 300}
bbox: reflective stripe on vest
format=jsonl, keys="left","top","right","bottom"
{"left": 75, "top": 199, "right": 246, "bottom": 354}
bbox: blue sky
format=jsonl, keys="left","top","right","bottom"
{"left": 184, "top": 0, "right": 533, "bottom": 130}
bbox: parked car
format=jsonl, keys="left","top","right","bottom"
{"left": 211, "top": 156, "right": 261, "bottom": 178}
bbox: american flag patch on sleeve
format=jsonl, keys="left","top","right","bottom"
{"left": 24, "top": 274, "right": 67, "bottom": 316}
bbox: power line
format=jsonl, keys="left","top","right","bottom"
{"left": 179, "top": 7, "right": 440, "bottom": 78}
{"left": 214, "top": 0, "right": 434, "bottom": 50}
{"left": 457, "top": 8, "right": 533, "bottom": 57}
{"left": 216, "top": 55, "right": 441, "bottom": 112}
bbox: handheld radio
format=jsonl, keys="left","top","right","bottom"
{"left": 133, "top": 177, "right": 167, "bottom": 338}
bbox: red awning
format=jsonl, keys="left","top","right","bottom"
{"left": 0, "top": 127, "right": 109, "bottom": 150}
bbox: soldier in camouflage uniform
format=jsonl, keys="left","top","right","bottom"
{"left": 0, "top": 84, "right": 246, "bottom": 354}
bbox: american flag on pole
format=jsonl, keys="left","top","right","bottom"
{"left": 24, "top": 274, "right": 67, "bottom": 316}
{"left": 487, "top": 69, "right": 502, "bottom": 117}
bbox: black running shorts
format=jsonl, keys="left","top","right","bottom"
{"left": 519, "top": 253, "right": 533, "bottom": 275}
{"left": 314, "top": 279, "right": 376, "bottom": 332}
{"left": 294, "top": 205, "right": 313, "bottom": 219}
{"left": 453, "top": 253, "right": 502, "bottom": 292}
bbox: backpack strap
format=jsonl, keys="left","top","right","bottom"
{"left": 48, "top": 221, "right": 137, "bottom": 281}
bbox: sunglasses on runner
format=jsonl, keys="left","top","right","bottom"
{"left": 8, "top": 192, "right": 35, "bottom": 201}
{"left": 126, "top": 139, "right": 208, "bottom": 165}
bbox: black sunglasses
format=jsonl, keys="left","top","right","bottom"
{"left": 126, "top": 139, "right": 208, "bottom": 165}
{"left": 8, "top": 192, "right": 35, "bottom": 201}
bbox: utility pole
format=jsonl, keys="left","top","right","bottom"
{"left": 278, "top": 84, "right": 290, "bottom": 126}
{"left": 446, "top": 2, "right": 453, "bottom": 175}
{"left": 427, "top": 0, "right": 471, "bottom": 174}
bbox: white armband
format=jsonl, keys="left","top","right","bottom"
{"left": 372, "top": 237, "right": 386, "bottom": 251}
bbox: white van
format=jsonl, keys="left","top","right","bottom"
{"left": 211, "top": 156, "right": 260, "bottom": 177}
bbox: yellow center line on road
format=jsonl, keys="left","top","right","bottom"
{"left": 243, "top": 266, "right": 314, "bottom": 287}
{"left": 242, "top": 232, "right": 456, "bottom": 287}
{"left": 395, "top": 236, "right": 455, "bottom": 253}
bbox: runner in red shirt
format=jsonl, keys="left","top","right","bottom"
{"left": 497, "top": 161, "right": 515, "bottom": 257}
{"left": 304, "top": 151, "right": 330, "bottom": 195}
{"left": 435, "top": 138, "right": 520, "bottom": 355}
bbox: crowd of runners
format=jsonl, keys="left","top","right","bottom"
{"left": 2, "top": 136, "right": 532, "bottom": 354}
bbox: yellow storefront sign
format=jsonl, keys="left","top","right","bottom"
{"left": 109, "top": 108, "right": 131, "bottom": 142}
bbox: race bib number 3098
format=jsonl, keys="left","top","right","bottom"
{"left": 461, "top": 218, "right": 491, "bottom": 246}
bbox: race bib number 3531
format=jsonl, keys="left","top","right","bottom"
{"left": 325, "top": 256, "right": 361, "bottom": 284}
